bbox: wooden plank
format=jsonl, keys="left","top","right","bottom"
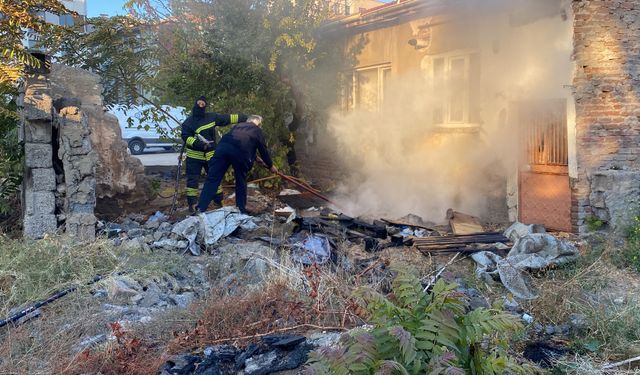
{"left": 380, "top": 218, "right": 437, "bottom": 232}
{"left": 446, "top": 210, "right": 484, "bottom": 235}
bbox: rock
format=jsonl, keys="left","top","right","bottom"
{"left": 613, "top": 296, "right": 625, "bottom": 305}
{"left": 106, "top": 276, "right": 142, "bottom": 302}
{"left": 245, "top": 351, "right": 278, "bottom": 375}
{"left": 139, "top": 282, "right": 164, "bottom": 308}
{"left": 209, "top": 242, "right": 275, "bottom": 282}
{"left": 242, "top": 258, "right": 270, "bottom": 285}
{"left": 502, "top": 296, "right": 520, "bottom": 312}
{"left": 307, "top": 332, "right": 342, "bottom": 348}
{"left": 262, "top": 335, "right": 306, "bottom": 349}
{"left": 127, "top": 228, "right": 146, "bottom": 238}
{"left": 235, "top": 343, "right": 260, "bottom": 369}
{"left": 544, "top": 325, "right": 556, "bottom": 335}
{"left": 153, "top": 230, "right": 167, "bottom": 241}
{"left": 74, "top": 334, "right": 107, "bottom": 353}
{"left": 129, "top": 294, "right": 144, "bottom": 305}
{"left": 121, "top": 237, "right": 144, "bottom": 252}
{"left": 171, "top": 292, "right": 196, "bottom": 309}
{"left": 145, "top": 220, "right": 161, "bottom": 230}
{"left": 163, "top": 354, "right": 200, "bottom": 375}
{"left": 49, "top": 64, "right": 152, "bottom": 220}
{"left": 569, "top": 313, "right": 587, "bottom": 331}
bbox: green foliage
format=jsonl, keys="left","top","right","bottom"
{"left": 0, "top": 0, "right": 69, "bottom": 85}
{"left": 584, "top": 216, "right": 604, "bottom": 232}
{"left": 43, "top": 15, "right": 158, "bottom": 108}
{"left": 0, "top": 92, "right": 22, "bottom": 216}
{"left": 124, "top": 0, "right": 352, "bottom": 174}
{"left": 612, "top": 215, "right": 640, "bottom": 273}
{"left": 304, "top": 268, "right": 540, "bottom": 375}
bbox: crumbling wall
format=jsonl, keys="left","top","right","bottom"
{"left": 20, "top": 75, "right": 58, "bottom": 239}
{"left": 58, "top": 107, "right": 98, "bottom": 241}
{"left": 20, "top": 73, "right": 97, "bottom": 241}
{"left": 49, "top": 64, "right": 151, "bottom": 219}
{"left": 572, "top": 0, "right": 640, "bottom": 233}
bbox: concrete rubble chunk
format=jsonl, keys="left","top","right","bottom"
{"left": 24, "top": 120, "right": 53, "bottom": 143}
{"left": 30, "top": 168, "right": 56, "bottom": 192}
{"left": 24, "top": 143, "right": 53, "bottom": 168}
{"left": 23, "top": 214, "right": 58, "bottom": 239}
{"left": 23, "top": 92, "right": 53, "bottom": 121}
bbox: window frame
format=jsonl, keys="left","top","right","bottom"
{"left": 428, "top": 50, "right": 475, "bottom": 127}
{"left": 344, "top": 63, "right": 392, "bottom": 112}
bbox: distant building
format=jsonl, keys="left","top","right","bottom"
{"left": 25, "top": 0, "right": 88, "bottom": 50}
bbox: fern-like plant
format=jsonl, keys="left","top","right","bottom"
{"left": 304, "top": 268, "right": 540, "bottom": 374}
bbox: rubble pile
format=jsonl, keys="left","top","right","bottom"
{"left": 162, "top": 333, "right": 341, "bottom": 375}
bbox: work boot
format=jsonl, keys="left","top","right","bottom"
{"left": 213, "top": 193, "right": 223, "bottom": 206}
{"left": 187, "top": 196, "right": 198, "bottom": 214}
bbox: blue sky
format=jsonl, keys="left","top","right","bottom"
{"left": 87, "top": 0, "right": 128, "bottom": 17}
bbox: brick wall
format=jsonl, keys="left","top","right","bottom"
{"left": 573, "top": 0, "right": 640, "bottom": 232}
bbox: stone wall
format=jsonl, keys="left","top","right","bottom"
{"left": 49, "top": 64, "right": 151, "bottom": 219}
{"left": 20, "top": 73, "right": 97, "bottom": 241}
{"left": 19, "top": 75, "right": 58, "bottom": 239}
{"left": 572, "top": 0, "right": 640, "bottom": 232}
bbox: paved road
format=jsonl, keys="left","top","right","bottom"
{"left": 132, "top": 149, "right": 180, "bottom": 167}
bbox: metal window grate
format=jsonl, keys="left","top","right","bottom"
{"left": 519, "top": 99, "right": 568, "bottom": 166}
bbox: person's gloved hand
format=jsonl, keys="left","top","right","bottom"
{"left": 202, "top": 142, "right": 210, "bottom": 151}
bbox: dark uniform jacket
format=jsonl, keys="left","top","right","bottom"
{"left": 181, "top": 111, "right": 247, "bottom": 161}
{"left": 217, "top": 122, "right": 273, "bottom": 170}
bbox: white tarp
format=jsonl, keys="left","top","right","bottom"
{"left": 172, "top": 207, "right": 257, "bottom": 255}
{"left": 471, "top": 222, "right": 579, "bottom": 300}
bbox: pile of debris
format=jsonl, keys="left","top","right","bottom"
{"left": 162, "top": 333, "right": 341, "bottom": 375}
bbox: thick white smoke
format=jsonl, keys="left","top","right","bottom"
{"left": 325, "top": 0, "right": 574, "bottom": 222}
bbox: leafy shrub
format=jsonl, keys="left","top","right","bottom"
{"left": 585, "top": 215, "right": 605, "bottom": 232}
{"left": 612, "top": 215, "right": 640, "bottom": 273}
{"left": 0, "top": 96, "right": 22, "bottom": 217}
{"left": 304, "top": 269, "right": 540, "bottom": 374}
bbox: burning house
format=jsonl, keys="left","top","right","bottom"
{"left": 310, "top": 0, "right": 640, "bottom": 234}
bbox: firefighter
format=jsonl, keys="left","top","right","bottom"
{"left": 198, "top": 115, "right": 278, "bottom": 214}
{"left": 181, "top": 96, "right": 247, "bottom": 213}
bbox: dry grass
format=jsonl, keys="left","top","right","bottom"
{"left": 523, "top": 238, "right": 640, "bottom": 359}
{"left": 0, "top": 291, "right": 107, "bottom": 374}
{"left": 0, "top": 235, "right": 119, "bottom": 317}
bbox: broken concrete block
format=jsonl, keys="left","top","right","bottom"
{"left": 25, "top": 191, "right": 56, "bottom": 215}
{"left": 30, "top": 168, "right": 56, "bottom": 192}
{"left": 24, "top": 120, "right": 53, "bottom": 143}
{"left": 23, "top": 93, "right": 53, "bottom": 121}
{"left": 23, "top": 214, "right": 58, "bottom": 239}
{"left": 24, "top": 143, "right": 53, "bottom": 168}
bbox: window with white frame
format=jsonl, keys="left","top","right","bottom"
{"left": 430, "top": 53, "right": 472, "bottom": 125}
{"left": 343, "top": 64, "right": 391, "bottom": 112}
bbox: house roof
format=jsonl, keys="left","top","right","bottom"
{"left": 321, "top": 0, "right": 453, "bottom": 36}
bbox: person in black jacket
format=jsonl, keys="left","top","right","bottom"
{"left": 180, "top": 96, "right": 247, "bottom": 213}
{"left": 198, "top": 115, "right": 278, "bottom": 214}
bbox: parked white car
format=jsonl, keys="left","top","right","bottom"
{"left": 110, "top": 105, "right": 187, "bottom": 155}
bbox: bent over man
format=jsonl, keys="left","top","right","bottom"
{"left": 198, "top": 115, "right": 278, "bottom": 214}
{"left": 180, "top": 96, "right": 247, "bottom": 213}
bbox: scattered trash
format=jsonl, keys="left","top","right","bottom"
{"left": 522, "top": 313, "right": 534, "bottom": 324}
{"left": 146, "top": 211, "right": 169, "bottom": 224}
{"left": 291, "top": 235, "right": 331, "bottom": 265}
{"left": 275, "top": 206, "right": 296, "bottom": 223}
{"left": 471, "top": 222, "right": 579, "bottom": 300}
{"left": 170, "top": 207, "right": 257, "bottom": 255}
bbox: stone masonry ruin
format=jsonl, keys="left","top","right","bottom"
{"left": 19, "top": 63, "right": 152, "bottom": 240}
